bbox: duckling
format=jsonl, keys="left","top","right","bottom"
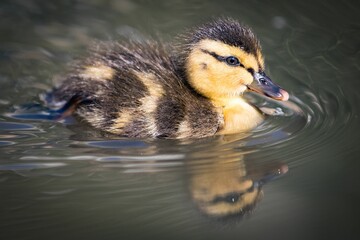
{"left": 47, "top": 18, "right": 289, "bottom": 139}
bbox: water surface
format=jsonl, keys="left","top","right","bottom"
{"left": 0, "top": 0, "right": 359, "bottom": 239}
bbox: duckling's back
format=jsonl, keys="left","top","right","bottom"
{"left": 49, "top": 41, "right": 221, "bottom": 138}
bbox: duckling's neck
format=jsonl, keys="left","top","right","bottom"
{"left": 212, "top": 96, "right": 264, "bottom": 135}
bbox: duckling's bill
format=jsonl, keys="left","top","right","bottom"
{"left": 248, "top": 72, "right": 289, "bottom": 101}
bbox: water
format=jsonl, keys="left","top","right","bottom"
{"left": 1, "top": 0, "right": 359, "bottom": 239}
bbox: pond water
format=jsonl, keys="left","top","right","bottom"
{"left": 0, "top": 0, "right": 359, "bottom": 239}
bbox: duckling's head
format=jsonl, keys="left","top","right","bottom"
{"left": 182, "top": 18, "right": 288, "bottom": 101}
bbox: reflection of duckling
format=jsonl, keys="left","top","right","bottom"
{"left": 189, "top": 155, "right": 288, "bottom": 219}
{"left": 48, "top": 18, "right": 288, "bottom": 138}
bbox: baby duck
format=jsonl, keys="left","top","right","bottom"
{"left": 48, "top": 18, "right": 289, "bottom": 139}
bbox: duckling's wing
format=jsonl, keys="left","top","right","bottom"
{"left": 48, "top": 41, "right": 220, "bottom": 138}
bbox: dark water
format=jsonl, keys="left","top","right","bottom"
{"left": 1, "top": 0, "right": 359, "bottom": 239}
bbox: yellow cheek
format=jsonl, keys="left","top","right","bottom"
{"left": 207, "top": 65, "right": 253, "bottom": 95}
{"left": 186, "top": 43, "right": 257, "bottom": 99}
{"left": 213, "top": 67, "right": 253, "bottom": 85}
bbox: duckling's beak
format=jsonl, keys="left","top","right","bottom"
{"left": 248, "top": 72, "right": 289, "bottom": 101}
{"left": 252, "top": 164, "right": 289, "bottom": 189}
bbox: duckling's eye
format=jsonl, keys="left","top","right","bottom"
{"left": 211, "top": 192, "right": 243, "bottom": 205}
{"left": 225, "top": 56, "right": 240, "bottom": 66}
{"left": 224, "top": 194, "right": 240, "bottom": 204}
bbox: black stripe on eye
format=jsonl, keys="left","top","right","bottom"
{"left": 200, "top": 49, "right": 250, "bottom": 70}
{"left": 208, "top": 182, "right": 257, "bottom": 205}
{"left": 211, "top": 192, "right": 244, "bottom": 205}
{"left": 201, "top": 49, "right": 225, "bottom": 61}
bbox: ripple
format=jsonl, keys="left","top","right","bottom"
{"left": 20, "top": 154, "right": 185, "bottom": 162}
{"left": 42, "top": 189, "right": 76, "bottom": 195}
{"left": 230, "top": 81, "right": 356, "bottom": 169}
{"left": 0, "top": 162, "right": 66, "bottom": 171}
{"left": 0, "top": 141, "right": 15, "bottom": 146}
{"left": 96, "top": 154, "right": 185, "bottom": 162}
{"left": 20, "top": 155, "right": 98, "bottom": 161}
{"left": 0, "top": 122, "right": 36, "bottom": 131}
{"left": 81, "top": 139, "right": 148, "bottom": 149}
{"left": 0, "top": 134, "right": 25, "bottom": 139}
{"left": 240, "top": 94, "right": 309, "bottom": 150}
{"left": 19, "top": 153, "right": 186, "bottom": 173}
